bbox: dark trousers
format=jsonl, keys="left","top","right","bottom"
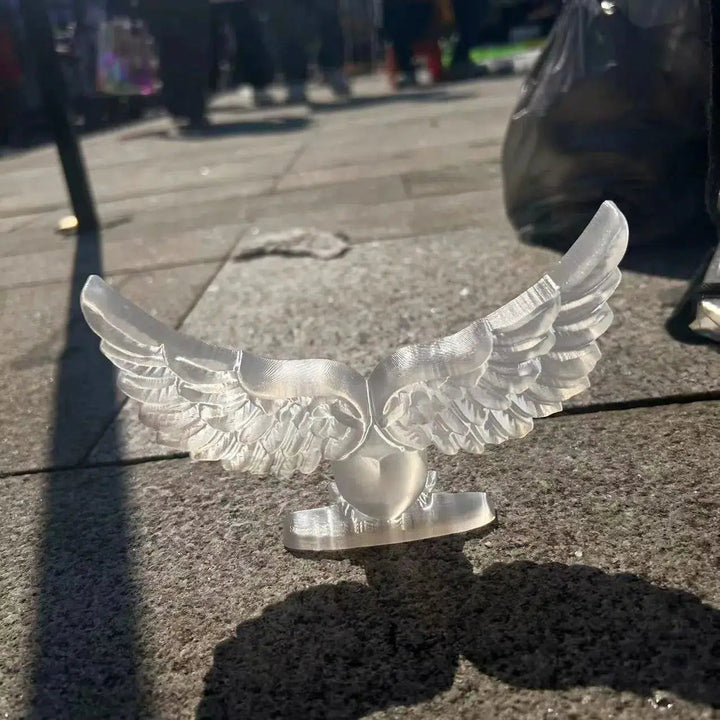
{"left": 229, "top": 2, "right": 275, "bottom": 89}
{"left": 383, "top": 0, "right": 434, "bottom": 75}
{"left": 451, "top": 0, "right": 485, "bottom": 65}
{"left": 144, "top": 0, "right": 210, "bottom": 122}
{"left": 268, "top": 0, "right": 344, "bottom": 84}
{"left": 0, "top": 86, "right": 22, "bottom": 146}
{"left": 209, "top": 2, "right": 275, "bottom": 91}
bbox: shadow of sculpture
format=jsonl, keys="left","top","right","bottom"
{"left": 198, "top": 537, "right": 720, "bottom": 719}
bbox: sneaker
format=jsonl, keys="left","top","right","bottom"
{"left": 252, "top": 88, "right": 275, "bottom": 107}
{"left": 396, "top": 72, "right": 419, "bottom": 90}
{"left": 324, "top": 69, "right": 351, "bottom": 99}
{"left": 445, "top": 61, "right": 486, "bottom": 81}
{"left": 285, "top": 83, "right": 308, "bottom": 105}
{"left": 175, "top": 116, "right": 210, "bottom": 137}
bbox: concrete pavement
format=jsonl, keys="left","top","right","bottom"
{"left": 0, "top": 75, "right": 718, "bottom": 719}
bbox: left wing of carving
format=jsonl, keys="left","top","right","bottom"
{"left": 81, "top": 276, "right": 370, "bottom": 477}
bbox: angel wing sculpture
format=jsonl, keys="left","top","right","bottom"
{"left": 81, "top": 201, "right": 628, "bottom": 550}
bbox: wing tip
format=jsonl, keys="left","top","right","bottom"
{"left": 80, "top": 274, "right": 116, "bottom": 325}
{"left": 549, "top": 200, "right": 629, "bottom": 290}
{"left": 81, "top": 273, "right": 106, "bottom": 303}
{"left": 79, "top": 273, "right": 177, "bottom": 348}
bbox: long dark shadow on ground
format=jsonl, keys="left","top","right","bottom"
{"left": 30, "top": 230, "right": 141, "bottom": 717}
{"left": 198, "top": 537, "right": 720, "bottom": 719}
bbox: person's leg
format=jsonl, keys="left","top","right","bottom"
{"left": 0, "top": 83, "right": 24, "bottom": 148}
{"left": 228, "top": 2, "right": 276, "bottom": 105}
{"left": 312, "top": 0, "right": 350, "bottom": 97}
{"left": 314, "top": 0, "right": 343, "bottom": 71}
{"left": 143, "top": 0, "right": 210, "bottom": 125}
{"left": 452, "top": 0, "right": 485, "bottom": 67}
{"left": 0, "top": 89, "right": 11, "bottom": 147}
{"left": 207, "top": 4, "right": 223, "bottom": 93}
{"left": 267, "top": 0, "right": 311, "bottom": 97}
{"left": 8, "top": 85, "right": 25, "bottom": 146}
{"left": 383, "top": 0, "right": 415, "bottom": 78}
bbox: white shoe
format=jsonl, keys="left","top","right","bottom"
{"left": 252, "top": 88, "right": 275, "bottom": 107}
{"left": 324, "top": 69, "right": 351, "bottom": 99}
{"left": 285, "top": 83, "right": 308, "bottom": 105}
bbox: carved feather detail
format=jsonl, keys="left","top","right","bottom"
{"left": 81, "top": 279, "right": 370, "bottom": 477}
{"left": 81, "top": 201, "right": 628, "bottom": 476}
{"left": 370, "top": 201, "right": 628, "bottom": 455}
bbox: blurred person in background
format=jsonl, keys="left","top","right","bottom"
{"left": 267, "top": 0, "right": 351, "bottom": 104}
{"left": 383, "top": 0, "right": 486, "bottom": 87}
{"left": 0, "top": 3, "right": 24, "bottom": 149}
{"left": 382, "top": 0, "right": 435, "bottom": 88}
{"left": 209, "top": 0, "right": 275, "bottom": 106}
{"left": 448, "top": 0, "right": 485, "bottom": 78}
{"left": 141, "top": 0, "right": 211, "bottom": 130}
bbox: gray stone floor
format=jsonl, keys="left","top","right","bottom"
{"left": 0, "top": 75, "right": 718, "bottom": 720}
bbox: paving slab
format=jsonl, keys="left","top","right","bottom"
{"left": 245, "top": 188, "right": 505, "bottom": 246}
{"left": 277, "top": 144, "right": 500, "bottom": 192}
{"left": 291, "top": 107, "right": 511, "bottom": 173}
{"left": 0, "top": 165, "right": 271, "bottom": 216}
{"left": 0, "top": 263, "right": 221, "bottom": 474}
{"left": 2, "top": 173, "right": 416, "bottom": 262}
{"left": 0, "top": 214, "right": 37, "bottom": 235}
{"left": 1, "top": 174, "right": 275, "bottom": 221}
{"left": 0, "top": 150, "right": 290, "bottom": 215}
{"left": 0, "top": 121, "right": 303, "bottom": 188}
{"left": 0, "top": 224, "right": 239, "bottom": 289}
{"left": 0, "top": 183, "right": 503, "bottom": 267}
{"left": 4, "top": 175, "right": 408, "bottom": 247}
{"left": 3, "top": 402, "right": 718, "bottom": 719}
{"left": 244, "top": 175, "right": 408, "bottom": 222}
{"left": 402, "top": 159, "right": 503, "bottom": 198}
{"left": 67, "top": 105, "right": 306, "bottom": 167}
{"left": 302, "top": 84, "right": 520, "bottom": 135}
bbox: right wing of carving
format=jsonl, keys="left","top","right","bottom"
{"left": 369, "top": 200, "right": 628, "bottom": 455}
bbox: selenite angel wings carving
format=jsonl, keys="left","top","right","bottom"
{"left": 81, "top": 201, "right": 628, "bottom": 478}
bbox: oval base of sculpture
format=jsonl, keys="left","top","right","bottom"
{"left": 283, "top": 485, "right": 496, "bottom": 551}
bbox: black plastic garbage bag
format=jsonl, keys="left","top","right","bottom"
{"left": 502, "top": 0, "right": 710, "bottom": 247}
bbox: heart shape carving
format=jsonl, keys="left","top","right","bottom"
{"left": 332, "top": 442, "right": 428, "bottom": 521}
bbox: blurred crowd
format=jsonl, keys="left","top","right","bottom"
{"left": 150, "top": 0, "right": 490, "bottom": 129}
{"left": 0, "top": 0, "right": 557, "bottom": 143}
{"left": 0, "top": 3, "right": 24, "bottom": 147}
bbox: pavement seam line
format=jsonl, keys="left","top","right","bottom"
{"left": 0, "top": 172, "right": 280, "bottom": 219}
{"left": 256, "top": 134, "right": 314, "bottom": 206}
{"left": 4, "top": 389, "right": 718, "bottom": 481}
{"left": 0, "top": 257, "right": 230, "bottom": 292}
{"left": 559, "top": 390, "right": 720, "bottom": 416}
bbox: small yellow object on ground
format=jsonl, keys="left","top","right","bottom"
{"left": 57, "top": 216, "right": 78, "bottom": 235}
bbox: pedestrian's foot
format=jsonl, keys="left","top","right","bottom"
{"left": 285, "top": 83, "right": 308, "bottom": 105}
{"left": 396, "top": 73, "right": 418, "bottom": 90}
{"left": 252, "top": 88, "right": 275, "bottom": 107}
{"left": 324, "top": 69, "right": 351, "bottom": 99}
{"left": 445, "top": 61, "right": 487, "bottom": 81}
{"left": 174, "top": 116, "right": 210, "bottom": 136}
